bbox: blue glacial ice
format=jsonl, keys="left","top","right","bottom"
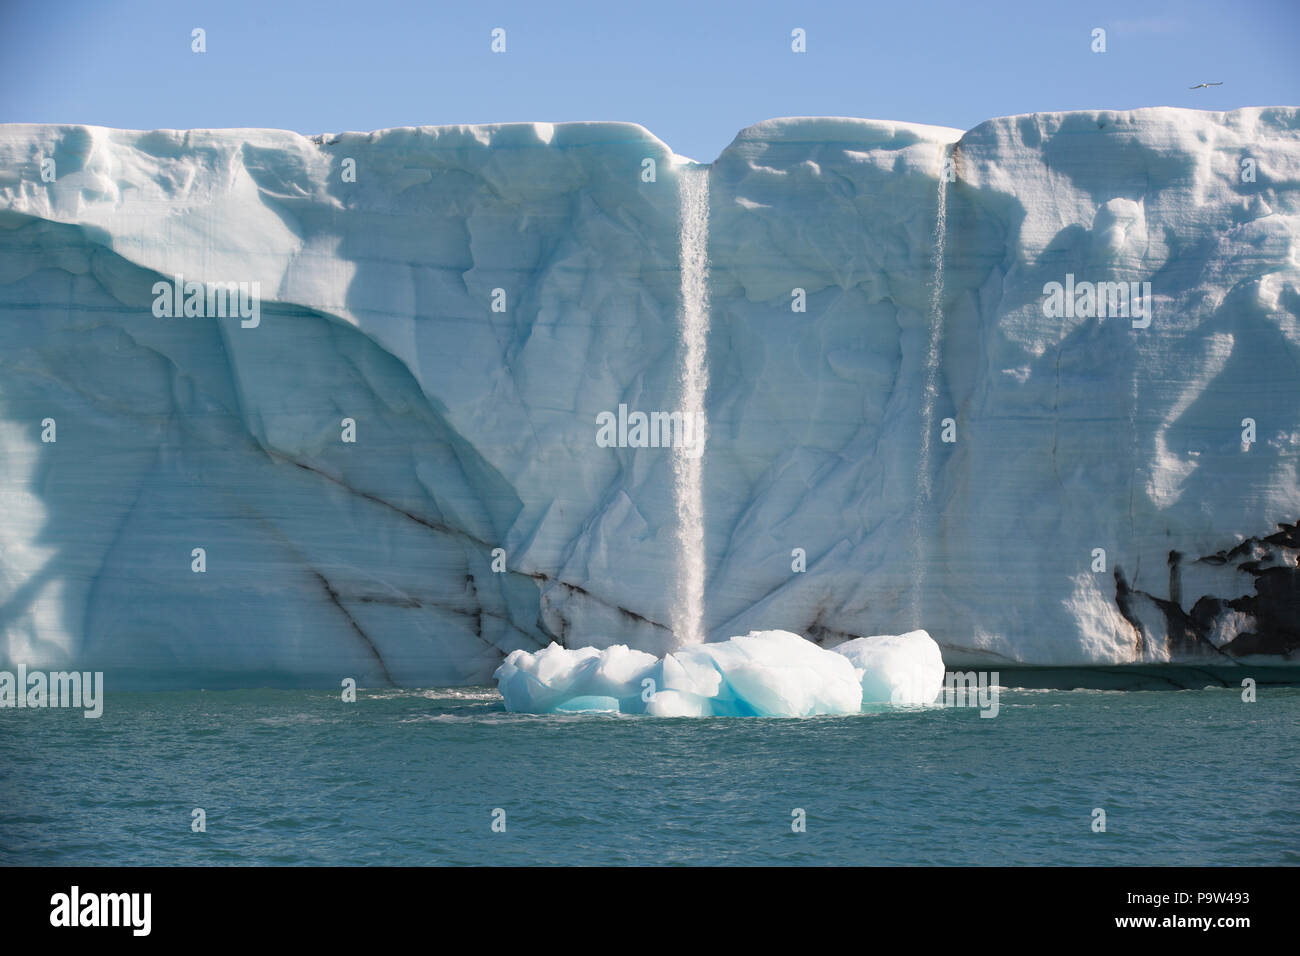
{"left": 835, "top": 631, "right": 947, "bottom": 706}
{"left": 494, "top": 629, "right": 945, "bottom": 716}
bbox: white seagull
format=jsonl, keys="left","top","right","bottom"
{"left": 1189, "top": 81, "right": 1224, "bottom": 90}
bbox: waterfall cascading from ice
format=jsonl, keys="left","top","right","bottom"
{"left": 909, "top": 146, "right": 951, "bottom": 630}
{"left": 672, "top": 165, "right": 711, "bottom": 647}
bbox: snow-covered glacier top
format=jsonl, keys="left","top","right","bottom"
{"left": 0, "top": 108, "right": 1297, "bottom": 687}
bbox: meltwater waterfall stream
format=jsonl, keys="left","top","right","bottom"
{"left": 910, "top": 147, "right": 951, "bottom": 630}
{"left": 672, "top": 165, "right": 710, "bottom": 647}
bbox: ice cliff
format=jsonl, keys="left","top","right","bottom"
{"left": 0, "top": 108, "right": 1297, "bottom": 687}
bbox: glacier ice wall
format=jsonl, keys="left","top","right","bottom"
{"left": 1, "top": 109, "right": 1297, "bottom": 687}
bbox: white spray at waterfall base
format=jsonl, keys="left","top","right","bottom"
{"left": 673, "top": 165, "right": 710, "bottom": 647}
{"left": 909, "top": 146, "right": 951, "bottom": 630}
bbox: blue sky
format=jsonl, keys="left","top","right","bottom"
{"left": 1, "top": 0, "right": 1297, "bottom": 161}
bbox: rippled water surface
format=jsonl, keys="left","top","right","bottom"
{"left": 2, "top": 686, "right": 1296, "bottom": 865}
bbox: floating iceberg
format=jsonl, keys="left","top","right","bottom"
{"left": 493, "top": 642, "right": 659, "bottom": 714}
{"left": 835, "top": 630, "right": 946, "bottom": 706}
{"left": 494, "top": 629, "right": 943, "bottom": 717}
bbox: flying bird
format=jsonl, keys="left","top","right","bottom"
{"left": 1189, "top": 81, "right": 1224, "bottom": 90}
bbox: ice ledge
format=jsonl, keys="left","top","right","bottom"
{"left": 720, "top": 116, "right": 963, "bottom": 153}
{"left": 5, "top": 107, "right": 1292, "bottom": 175}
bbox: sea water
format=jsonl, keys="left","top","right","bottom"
{"left": 1, "top": 685, "right": 1295, "bottom": 865}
